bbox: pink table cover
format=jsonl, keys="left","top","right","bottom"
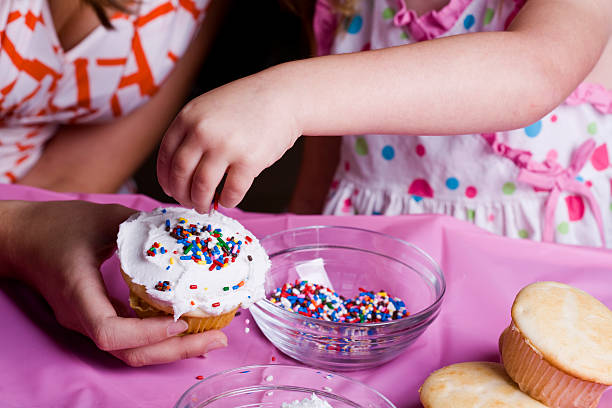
{"left": 1, "top": 184, "right": 611, "bottom": 408}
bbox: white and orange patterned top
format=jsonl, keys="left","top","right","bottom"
{"left": 0, "top": 0, "right": 210, "bottom": 184}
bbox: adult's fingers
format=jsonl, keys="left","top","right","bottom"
{"left": 157, "top": 118, "right": 186, "bottom": 197}
{"left": 190, "top": 153, "right": 228, "bottom": 213}
{"left": 218, "top": 164, "right": 255, "bottom": 208}
{"left": 90, "top": 316, "right": 194, "bottom": 352}
{"left": 112, "top": 330, "right": 228, "bottom": 367}
{"left": 73, "top": 272, "right": 190, "bottom": 351}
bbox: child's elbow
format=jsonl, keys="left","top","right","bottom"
{"left": 512, "top": 60, "right": 574, "bottom": 129}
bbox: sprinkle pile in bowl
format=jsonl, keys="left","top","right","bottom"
{"left": 250, "top": 226, "right": 445, "bottom": 371}
{"left": 269, "top": 281, "right": 409, "bottom": 323}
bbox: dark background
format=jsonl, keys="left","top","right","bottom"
{"left": 134, "top": 0, "right": 311, "bottom": 213}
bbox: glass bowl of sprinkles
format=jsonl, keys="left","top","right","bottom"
{"left": 175, "top": 364, "right": 396, "bottom": 408}
{"left": 250, "top": 226, "right": 445, "bottom": 371}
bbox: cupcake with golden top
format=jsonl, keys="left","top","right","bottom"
{"left": 117, "top": 207, "right": 270, "bottom": 333}
{"left": 499, "top": 281, "right": 612, "bottom": 408}
{"left": 419, "top": 362, "right": 548, "bottom": 408}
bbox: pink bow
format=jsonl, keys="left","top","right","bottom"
{"left": 393, "top": 0, "right": 472, "bottom": 41}
{"left": 393, "top": 0, "right": 437, "bottom": 41}
{"left": 566, "top": 83, "right": 612, "bottom": 115}
{"left": 394, "top": 0, "right": 416, "bottom": 25}
{"left": 516, "top": 139, "right": 605, "bottom": 245}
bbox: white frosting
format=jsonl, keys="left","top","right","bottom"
{"left": 281, "top": 394, "right": 333, "bottom": 408}
{"left": 117, "top": 208, "right": 270, "bottom": 320}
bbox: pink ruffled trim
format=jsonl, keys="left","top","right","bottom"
{"left": 393, "top": 0, "right": 472, "bottom": 41}
{"left": 565, "top": 82, "right": 612, "bottom": 114}
{"left": 394, "top": 0, "right": 527, "bottom": 41}
{"left": 313, "top": 0, "right": 475, "bottom": 55}
{"left": 314, "top": 0, "right": 527, "bottom": 55}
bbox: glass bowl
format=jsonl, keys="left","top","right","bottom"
{"left": 250, "top": 226, "right": 445, "bottom": 371}
{"left": 175, "top": 364, "right": 396, "bottom": 407}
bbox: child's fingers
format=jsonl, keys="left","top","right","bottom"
{"left": 111, "top": 330, "right": 228, "bottom": 367}
{"left": 166, "top": 138, "right": 206, "bottom": 208}
{"left": 219, "top": 164, "right": 255, "bottom": 208}
{"left": 190, "top": 154, "right": 228, "bottom": 213}
{"left": 157, "top": 120, "right": 186, "bottom": 196}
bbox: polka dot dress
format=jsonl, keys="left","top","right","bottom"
{"left": 316, "top": 0, "right": 612, "bottom": 248}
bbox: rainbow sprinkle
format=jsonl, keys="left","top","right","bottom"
{"left": 144, "top": 210, "right": 256, "bottom": 310}
{"left": 155, "top": 280, "right": 171, "bottom": 292}
{"left": 146, "top": 216, "right": 244, "bottom": 272}
{"left": 269, "top": 280, "right": 409, "bottom": 323}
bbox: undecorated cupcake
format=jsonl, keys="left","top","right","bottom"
{"left": 499, "top": 281, "right": 612, "bottom": 408}
{"left": 117, "top": 207, "right": 270, "bottom": 333}
{"left": 419, "top": 362, "right": 547, "bottom": 407}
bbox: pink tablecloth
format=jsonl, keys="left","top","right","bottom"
{"left": 1, "top": 184, "right": 611, "bottom": 408}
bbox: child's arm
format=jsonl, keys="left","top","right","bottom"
{"left": 0, "top": 200, "right": 227, "bottom": 366}
{"left": 17, "top": 0, "right": 227, "bottom": 194}
{"left": 158, "top": 0, "right": 612, "bottom": 212}
{"left": 290, "top": 0, "right": 612, "bottom": 136}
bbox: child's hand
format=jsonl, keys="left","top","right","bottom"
{"left": 157, "top": 71, "right": 301, "bottom": 212}
{"left": 2, "top": 200, "right": 227, "bottom": 366}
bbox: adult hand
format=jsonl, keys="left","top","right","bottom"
{"left": 1, "top": 200, "right": 227, "bottom": 366}
{"left": 157, "top": 67, "right": 302, "bottom": 213}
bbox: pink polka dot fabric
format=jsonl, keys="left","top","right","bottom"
{"left": 317, "top": 0, "right": 612, "bottom": 248}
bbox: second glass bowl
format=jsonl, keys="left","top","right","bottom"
{"left": 175, "top": 364, "right": 395, "bottom": 407}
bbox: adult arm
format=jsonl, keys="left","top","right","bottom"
{"left": 0, "top": 200, "right": 227, "bottom": 366}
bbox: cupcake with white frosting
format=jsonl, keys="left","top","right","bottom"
{"left": 117, "top": 207, "right": 270, "bottom": 333}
